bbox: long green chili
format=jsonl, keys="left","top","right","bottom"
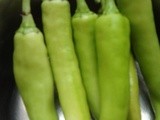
{"left": 95, "top": 0, "right": 130, "bottom": 119}
{"left": 72, "top": 0, "right": 99, "bottom": 119}
{"left": 13, "top": 0, "right": 58, "bottom": 120}
{"left": 116, "top": 0, "right": 160, "bottom": 119}
{"left": 41, "top": 0, "right": 91, "bottom": 120}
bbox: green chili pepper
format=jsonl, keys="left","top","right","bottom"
{"left": 41, "top": 0, "right": 91, "bottom": 120}
{"left": 72, "top": 0, "right": 99, "bottom": 119}
{"left": 13, "top": 0, "right": 58, "bottom": 120}
{"left": 95, "top": 0, "right": 130, "bottom": 119}
{"left": 116, "top": 1, "right": 160, "bottom": 119}
{"left": 128, "top": 55, "right": 141, "bottom": 120}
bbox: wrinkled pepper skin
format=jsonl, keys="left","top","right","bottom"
{"left": 72, "top": 0, "right": 99, "bottom": 118}
{"left": 128, "top": 55, "right": 141, "bottom": 120}
{"left": 13, "top": 14, "right": 58, "bottom": 120}
{"left": 41, "top": 0, "right": 91, "bottom": 120}
{"left": 116, "top": 1, "right": 160, "bottom": 119}
{"left": 95, "top": 0, "right": 130, "bottom": 119}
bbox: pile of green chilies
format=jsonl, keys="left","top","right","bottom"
{"left": 13, "top": 0, "right": 160, "bottom": 120}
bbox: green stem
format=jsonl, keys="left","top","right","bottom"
{"left": 20, "top": 0, "right": 35, "bottom": 28}
{"left": 21, "top": 14, "right": 36, "bottom": 28}
{"left": 102, "top": 0, "right": 119, "bottom": 14}
{"left": 22, "top": 0, "right": 31, "bottom": 14}
{"left": 76, "top": 0, "right": 90, "bottom": 13}
{"left": 95, "top": 0, "right": 100, "bottom": 3}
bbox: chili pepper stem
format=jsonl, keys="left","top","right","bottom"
{"left": 95, "top": 0, "right": 100, "bottom": 3}
{"left": 76, "top": 0, "right": 90, "bottom": 13}
{"left": 20, "top": 0, "right": 35, "bottom": 31}
{"left": 19, "top": 0, "right": 36, "bottom": 33}
{"left": 102, "top": 0, "right": 119, "bottom": 14}
{"left": 20, "top": 15, "right": 35, "bottom": 28}
{"left": 22, "top": 0, "right": 31, "bottom": 15}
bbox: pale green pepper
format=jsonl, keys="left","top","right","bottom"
{"left": 72, "top": 0, "right": 99, "bottom": 119}
{"left": 13, "top": 0, "right": 57, "bottom": 120}
{"left": 41, "top": 0, "right": 91, "bottom": 120}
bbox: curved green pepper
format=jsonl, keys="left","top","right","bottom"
{"left": 116, "top": 0, "right": 160, "bottom": 119}
{"left": 95, "top": 0, "right": 130, "bottom": 119}
{"left": 13, "top": 0, "right": 58, "bottom": 120}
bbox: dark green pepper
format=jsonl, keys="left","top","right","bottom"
{"left": 116, "top": 0, "right": 160, "bottom": 119}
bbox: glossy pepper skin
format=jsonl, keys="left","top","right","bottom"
{"left": 128, "top": 55, "right": 141, "bottom": 120}
{"left": 41, "top": 0, "right": 91, "bottom": 120}
{"left": 116, "top": 0, "right": 160, "bottom": 119}
{"left": 72, "top": 0, "right": 99, "bottom": 119}
{"left": 13, "top": 1, "right": 58, "bottom": 120}
{"left": 95, "top": 0, "right": 130, "bottom": 119}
